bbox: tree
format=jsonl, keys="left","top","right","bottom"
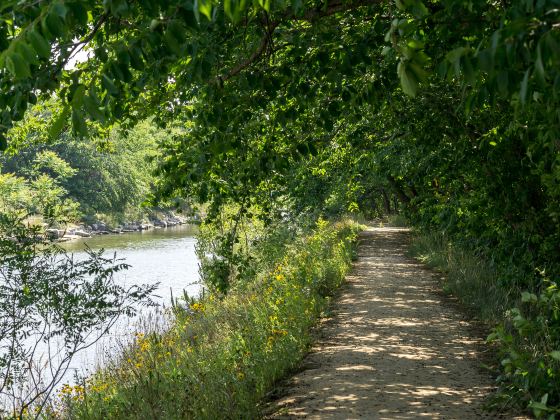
{"left": 2, "top": 0, "right": 560, "bottom": 414}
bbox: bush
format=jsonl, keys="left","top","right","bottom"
{"left": 410, "top": 230, "right": 560, "bottom": 417}
{"left": 488, "top": 279, "right": 560, "bottom": 418}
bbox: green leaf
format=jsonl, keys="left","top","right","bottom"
{"left": 16, "top": 42, "right": 39, "bottom": 65}
{"left": 521, "top": 291, "right": 538, "bottom": 303}
{"left": 69, "top": 2, "right": 88, "bottom": 25}
{"left": 257, "top": 0, "right": 271, "bottom": 12}
{"left": 71, "top": 84, "right": 86, "bottom": 106}
{"left": 129, "top": 46, "right": 144, "bottom": 70}
{"left": 102, "top": 74, "right": 119, "bottom": 95}
{"left": 409, "top": 0, "right": 429, "bottom": 18}
{"left": 497, "top": 70, "right": 509, "bottom": 95}
{"left": 461, "top": 56, "right": 475, "bottom": 84}
{"left": 165, "top": 27, "right": 183, "bottom": 55}
{"left": 520, "top": 69, "right": 530, "bottom": 105}
{"left": 71, "top": 109, "right": 88, "bottom": 137}
{"left": 224, "top": 0, "right": 247, "bottom": 22}
{"left": 83, "top": 94, "right": 105, "bottom": 122}
{"left": 5, "top": 53, "right": 31, "bottom": 79}
{"left": 196, "top": 0, "right": 213, "bottom": 21}
{"left": 477, "top": 49, "right": 494, "bottom": 72}
{"left": 550, "top": 351, "right": 560, "bottom": 361}
{"left": 397, "top": 61, "right": 418, "bottom": 97}
{"left": 535, "top": 46, "right": 546, "bottom": 86}
{"left": 45, "top": 13, "right": 65, "bottom": 37}
{"left": 52, "top": 2, "right": 68, "bottom": 18}
{"left": 408, "top": 61, "right": 428, "bottom": 83}
{"left": 27, "top": 29, "right": 51, "bottom": 58}
{"left": 48, "top": 105, "right": 71, "bottom": 140}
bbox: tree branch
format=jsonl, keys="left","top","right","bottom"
{"left": 217, "top": 0, "right": 380, "bottom": 83}
{"left": 218, "top": 20, "right": 280, "bottom": 83}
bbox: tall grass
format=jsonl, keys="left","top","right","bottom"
{"left": 54, "top": 219, "right": 362, "bottom": 419}
{"left": 408, "top": 232, "right": 510, "bottom": 323}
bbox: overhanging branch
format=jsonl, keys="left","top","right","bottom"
{"left": 217, "top": 0, "right": 380, "bottom": 84}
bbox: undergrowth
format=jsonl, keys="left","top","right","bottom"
{"left": 408, "top": 232, "right": 508, "bottom": 322}
{"left": 54, "top": 218, "right": 362, "bottom": 419}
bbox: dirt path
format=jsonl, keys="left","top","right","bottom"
{"left": 266, "top": 227, "right": 501, "bottom": 419}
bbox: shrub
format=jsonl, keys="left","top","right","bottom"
{"left": 489, "top": 279, "right": 560, "bottom": 418}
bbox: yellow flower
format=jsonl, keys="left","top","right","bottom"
{"left": 191, "top": 302, "right": 205, "bottom": 312}
{"left": 139, "top": 339, "right": 150, "bottom": 352}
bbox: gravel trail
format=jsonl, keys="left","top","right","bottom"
{"left": 266, "top": 227, "right": 503, "bottom": 419}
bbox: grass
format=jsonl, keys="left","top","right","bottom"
{"left": 52, "top": 219, "right": 362, "bottom": 419}
{"left": 408, "top": 231, "right": 509, "bottom": 323}
{"left": 375, "top": 214, "right": 509, "bottom": 322}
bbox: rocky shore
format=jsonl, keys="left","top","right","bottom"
{"left": 46, "top": 213, "right": 201, "bottom": 242}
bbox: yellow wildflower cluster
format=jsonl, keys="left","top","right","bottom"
{"left": 89, "top": 382, "right": 109, "bottom": 393}
{"left": 190, "top": 302, "right": 205, "bottom": 313}
{"left": 266, "top": 336, "right": 275, "bottom": 352}
{"left": 138, "top": 337, "right": 151, "bottom": 352}
{"left": 59, "top": 383, "right": 85, "bottom": 401}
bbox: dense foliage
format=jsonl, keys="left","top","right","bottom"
{"left": 1, "top": 104, "right": 171, "bottom": 223}
{"left": 1, "top": 0, "right": 560, "bottom": 416}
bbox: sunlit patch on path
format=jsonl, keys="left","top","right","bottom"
{"left": 265, "top": 226, "right": 504, "bottom": 419}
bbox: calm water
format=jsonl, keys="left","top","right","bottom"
{"left": 58, "top": 224, "right": 201, "bottom": 381}
{"left": 61, "top": 224, "right": 202, "bottom": 305}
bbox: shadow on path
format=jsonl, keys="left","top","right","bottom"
{"left": 265, "top": 227, "right": 502, "bottom": 419}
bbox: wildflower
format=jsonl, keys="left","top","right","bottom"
{"left": 139, "top": 339, "right": 150, "bottom": 352}
{"left": 191, "top": 302, "right": 205, "bottom": 313}
{"left": 59, "top": 384, "right": 72, "bottom": 395}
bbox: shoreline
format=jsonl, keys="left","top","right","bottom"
{"left": 48, "top": 215, "right": 202, "bottom": 243}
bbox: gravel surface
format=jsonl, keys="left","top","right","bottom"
{"left": 265, "top": 227, "right": 509, "bottom": 419}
